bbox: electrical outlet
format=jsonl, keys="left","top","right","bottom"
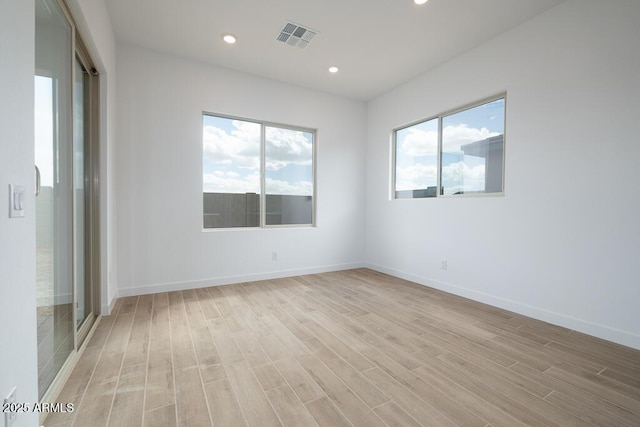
{"left": 4, "top": 387, "right": 17, "bottom": 426}
{"left": 441, "top": 260, "right": 448, "bottom": 270}
{"left": 272, "top": 252, "right": 278, "bottom": 261}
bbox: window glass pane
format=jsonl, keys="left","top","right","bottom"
{"left": 441, "top": 98, "right": 505, "bottom": 195}
{"left": 265, "top": 126, "right": 314, "bottom": 225}
{"left": 203, "top": 115, "right": 261, "bottom": 228}
{"left": 395, "top": 118, "right": 438, "bottom": 198}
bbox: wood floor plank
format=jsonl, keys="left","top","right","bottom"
{"left": 109, "top": 363, "right": 146, "bottom": 427}
{"left": 438, "top": 352, "right": 584, "bottom": 426}
{"left": 266, "top": 384, "right": 318, "bottom": 427}
{"left": 135, "top": 295, "right": 153, "bottom": 320}
{"left": 313, "top": 347, "right": 389, "bottom": 408}
{"left": 305, "top": 397, "right": 353, "bottom": 427}
{"left": 170, "top": 318, "right": 198, "bottom": 370}
{"left": 204, "top": 378, "right": 247, "bottom": 427}
{"left": 545, "top": 390, "right": 633, "bottom": 427}
{"left": 600, "top": 367, "right": 640, "bottom": 390}
{"left": 253, "top": 363, "right": 287, "bottom": 391}
{"left": 174, "top": 366, "right": 211, "bottom": 427}
{"left": 273, "top": 357, "right": 325, "bottom": 403}
{"left": 104, "top": 311, "right": 135, "bottom": 354}
{"left": 548, "top": 328, "right": 640, "bottom": 370}
{"left": 302, "top": 318, "right": 374, "bottom": 372}
{"left": 415, "top": 320, "right": 517, "bottom": 368}
{"left": 548, "top": 341, "right": 640, "bottom": 379}
{"left": 261, "top": 314, "right": 311, "bottom": 358}
{"left": 362, "top": 367, "right": 457, "bottom": 427}
{"left": 183, "top": 289, "right": 207, "bottom": 330}
{"left": 234, "top": 330, "right": 271, "bottom": 367}
{"left": 71, "top": 351, "right": 124, "bottom": 427}
{"left": 143, "top": 404, "right": 176, "bottom": 427}
{"left": 54, "top": 269, "right": 640, "bottom": 427}
{"left": 145, "top": 370, "right": 174, "bottom": 412}
{"left": 123, "top": 312, "right": 151, "bottom": 367}
{"left": 196, "top": 287, "right": 221, "bottom": 320}
{"left": 57, "top": 346, "right": 102, "bottom": 398}
{"left": 373, "top": 401, "right": 421, "bottom": 427}
{"left": 360, "top": 346, "right": 487, "bottom": 426}
{"left": 270, "top": 305, "right": 314, "bottom": 342}
{"left": 149, "top": 294, "right": 170, "bottom": 342}
{"left": 191, "top": 326, "right": 222, "bottom": 367}
{"left": 238, "top": 305, "right": 273, "bottom": 337}
{"left": 86, "top": 315, "right": 116, "bottom": 349}
{"left": 412, "top": 363, "right": 529, "bottom": 427}
{"left": 225, "top": 360, "right": 282, "bottom": 427}
{"left": 145, "top": 338, "right": 174, "bottom": 411}
{"left": 362, "top": 311, "right": 447, "bottom": 357}
{"left": 544, "top": 366, "right": 640, "bottom": 423}
{"left": 258, "top": 334, "right": 290, "bottom": 362}
{"left": 555, "top": 361, "right": 640, "bottom": 401}
{"left": 208, "top": 319, "right": 245, "bottom": 365}
{"left": 118, "top": 296, "right": 139, "bottom": 315}
{"left": 425, "top": 354, "right": 558, "bottom": 426}
{"left": 296, "top": 354, "right": 386, "bottom": 427}
{"left": 511, "top": 362, "right": 638, "bottom": 425}
{"left": 435, "top": 341, "right": 553, "bottom": 398}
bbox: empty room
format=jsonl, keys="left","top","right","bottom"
{"left": 1, "top": 0, "right": 640, "bottom": 426}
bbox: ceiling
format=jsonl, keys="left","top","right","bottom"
{"left": 105, "top": 0, "right": 565, "bottom": 101}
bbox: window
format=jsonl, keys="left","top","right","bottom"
{"left": 203, "top": 114, "right": 315, "bottom": 228}
{"left": 394, "top": 95, "right": 505, "bottom": 198}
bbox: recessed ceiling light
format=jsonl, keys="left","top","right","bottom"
{"left": 414, "top": 0, "right": 428, "bottom": 5}
{"left": 222, "top": 33, "right": 237, "bottom": 44}
{"left": 328, "top": 66, "right": 339, "bottom": 73}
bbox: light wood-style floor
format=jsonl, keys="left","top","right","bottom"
{"left": 44, "top": 269, "right": 640, "bottom": 426}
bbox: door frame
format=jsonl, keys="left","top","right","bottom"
{"left": 36, "top": 0, "right": 102, "bottom": 414}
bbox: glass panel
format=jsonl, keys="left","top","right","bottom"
{"left": 395, "top": 118, "right": 439, "bottom": 198}
{"left": 441, "top": 98, "right": 505, "bottom": 195}
{"left": 203, "top": 115, "right": 261, "bottom": 228}
{"left": 74, "top": 57, "right": 90, "bottom": 328}
{"left": 265, "top": 126, "right": 314, "bottom": 225}
{"left": 35, "top": 0, "right": 74, "bottom": 399}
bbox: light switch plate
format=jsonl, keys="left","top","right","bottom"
{"left": 9, "top": 184, "right": 25, "bottom": 218}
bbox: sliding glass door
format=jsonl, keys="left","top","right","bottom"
{"left": 35, "top": 0, "right": 99, "bottom": 401}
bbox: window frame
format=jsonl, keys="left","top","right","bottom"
{"left": 391, "top": 93, "right": 506, "bottom": 200}
{"left": 202, "top": 111, "right": 317, "bottom": 230}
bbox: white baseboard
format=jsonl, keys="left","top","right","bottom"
{"left": 365, "top": 262, "right": 640, "bottom": 351}
{"left": 54, "top": 293, "right": 73, "bottom": 305}
{"left": 116, "top": 263, "right": 365, "bottom": 298}
{"left": 101, "top": 291, "right": 118, "bottom": 316}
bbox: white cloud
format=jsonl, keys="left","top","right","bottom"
{"left": 203, "top": 120, "right": 313, "bottom": 195}
{"left": 203, "top": 171, "right": 260, "bottom": 194}
{"left": 203, "top": 120, "right": 260, "bottom": 170}
{"left": 265, "top": 127, "right": 313, "bottom": 170}
{"left": 395, "top": 123, "right": 497, "bottom": 192}
{"left": 442, "top": 162, "right": 485, "bottom": 193}
{"left": 442, "top": 124, "right": 499, "bottom": 153}
{"left": 399, "top": 127, "right": 438, "bottom": 157}
{"left": 395, "top": 164, "right": 437, "bottom": 191}
{"left": 266, "top": 178, "right": 313, "bottom": 196}
{"left": 398, "top": 124, "right": 499, "bottom": 158}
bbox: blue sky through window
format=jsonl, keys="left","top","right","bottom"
{"left": 203, "top": 115, "right": 313, "bottom": 196}
{"left": 395, "top": 98, "right": 504, "bottom": 194}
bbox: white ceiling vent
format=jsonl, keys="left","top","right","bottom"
{"left": 276, "top": 21, "right": 318, "bottom": 49}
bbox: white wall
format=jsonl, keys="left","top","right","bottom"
{"left": 0, "top": 0, "right": 39, "bottom": 425}
{"left": 366, "top": 0, "right": 640, "bottom": 349}
{"left": 116, "top": 45, "right": 366, "bottom": 296}
{"left": 68, "top": 0, "right": 118, "bottom": 314}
